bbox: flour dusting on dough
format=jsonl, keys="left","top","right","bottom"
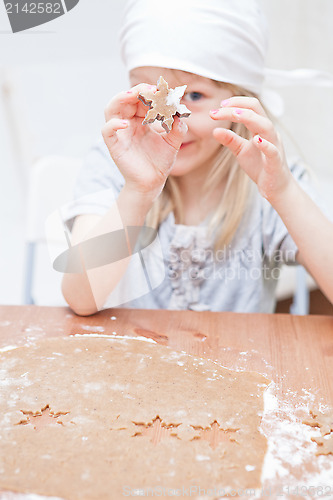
{"left": 0, "top": 336, "right": 269, "bottom": 498}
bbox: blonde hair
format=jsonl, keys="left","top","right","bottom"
{"left": 145, "top": 80, "right": 265, "bottom": 251}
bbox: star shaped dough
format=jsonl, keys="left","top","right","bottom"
{"left": 138, "top": 76, "right": 191, "bottom": 133}
{"left": 302, "top": 408, "right": 333, "bottom": 436}
{"left": 311, "top": 435, "right": 333, "bottom": 456}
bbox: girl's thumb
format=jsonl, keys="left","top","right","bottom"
{"left": 163, "top": 116, "right": 188, "bottom": 150}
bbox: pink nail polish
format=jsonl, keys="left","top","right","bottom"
{"left": 126, "top": 90, "right": 132, "bottom": 94}
{"left": 221, "top": 99, "right": 230, "bottom": 106}
{"left": 234, "top": 108, "right": 243, "bottom": 115}
{"left": 258, "top": 136, "right": 263, "bottom": 143}
{"left": 210, "top": 109, "right": 219, "bottom": 114}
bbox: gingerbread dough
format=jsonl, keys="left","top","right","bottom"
{"left": 303, "top": 409, "right": 333, "bottom": 435}
{"left": 303, "top": 408, "right": 333, "bottom": 457}
{"left": 311, "top": 436, "right": 333, "bottom": 456}
{"left": 0, "top": 336, "right": 270, "bottom": 499}
{"left": 138, "top": 76, "right": 191, "bottom": 132}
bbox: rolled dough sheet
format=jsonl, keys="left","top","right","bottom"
{"left": 0, "top": 336, "right": 270, "bottom": 499}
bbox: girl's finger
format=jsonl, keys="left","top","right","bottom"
{"left": 212, "top": 127, "right": 247, "bottom": 157}
{"left": 253, "top": 135, "right": 281, "bottom": 171}
{"left": 220, "top": 96, "right": 266, "bottom": 116}
{"left": 211, "top": 107, "right": 277, "bottom": 144}
{"left": 104, "top": 83, "right": 156, "bottom": 122}
{"left": 101, "top": 118, "right": 129, "bottom": 146}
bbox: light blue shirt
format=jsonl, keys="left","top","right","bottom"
{"left": 64, "top": 139, "right": 317, "bottom": 313}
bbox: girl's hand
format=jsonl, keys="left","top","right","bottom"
{"left": 102, "top": 84, "right": 188, "bottom": 200}
{"left": 210, "top": 97, "right": 293, "bottom": 204}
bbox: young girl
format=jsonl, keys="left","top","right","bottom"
{"left": 62, "top": 0, "right": 333, "bottom": 315}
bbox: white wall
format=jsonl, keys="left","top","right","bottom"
{"left": 0, "top": 0, "right": 332, "bottom": 305}
{"left": 0, "top": 0, "right": 125, "bottom": 65}
{"left": 0, "top": 0, "right": 128, "bottom": 305}
{"left": 0, "top": 0, "right": 128, "bottom": 162}
{"left": 259, "top": 0, "right": 333, "bottom": 178}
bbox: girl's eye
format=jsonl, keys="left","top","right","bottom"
{"left": 183, "top": 91, "right": 203, "bottom": 102}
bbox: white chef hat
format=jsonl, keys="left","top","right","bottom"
{"left": 120, "top": 0, "right": 268, "bottom": 94}
{"left": 119, "top": 0, "right": 333, "bottom": 115}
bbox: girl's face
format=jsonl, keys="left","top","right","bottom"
{"left": 129, "top": 67, "right": 233, "bottom": 179}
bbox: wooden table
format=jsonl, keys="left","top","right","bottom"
{"left": 1, "top": 305, "right": 333, "bottom": 497}
{"left": 1, "top": 305, "right": 332, "bottom": 404}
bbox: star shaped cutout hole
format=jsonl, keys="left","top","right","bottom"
{"left": 132, "top": 416, "right": 180, "bottom": 445}
{"left": 191, "top": 421, "right": 239, "bottom": 450}
{"left": 15, "top": 404, "right": 69, "bottom": 432}
{"left": 138, "top": 76, "right": 191, "bottom": 133}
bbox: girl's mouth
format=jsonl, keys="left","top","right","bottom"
{"left": 180, "top": 141, "right": 194, "bottom": 150}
